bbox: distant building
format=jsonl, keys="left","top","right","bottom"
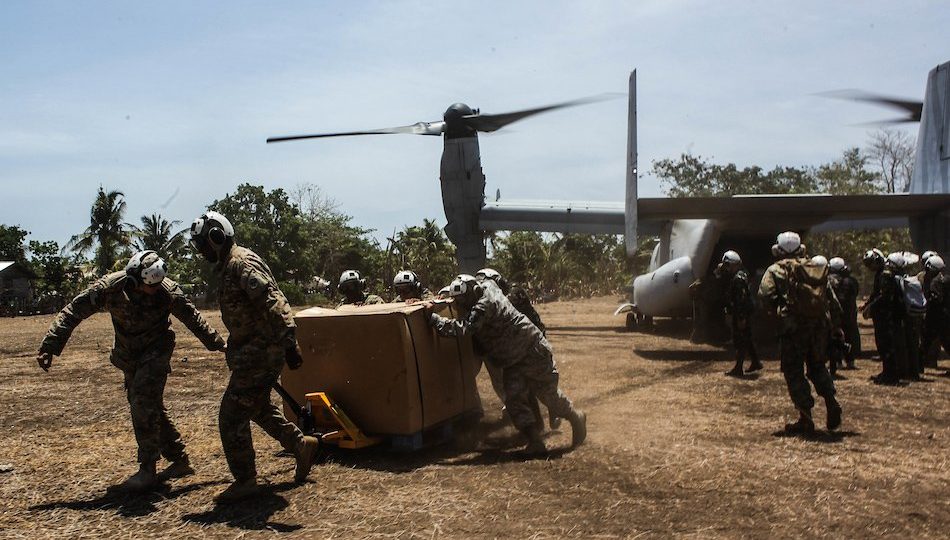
{"left": 0, "top": 261, "right": 38, "bottom": 315}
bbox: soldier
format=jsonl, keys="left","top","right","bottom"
{"left": 828, "top": 257, "right": 860, "bottom": 370}
{"left": 189, "top": 211, "right": 319, "bottom": 502}
{"left": 36, "top": 250, "right": 226, "bottom": 491}
{"left": 391, "top": 270, "right": 434, "bottom": 303}
{"left": 338, "top": 270, "right": 385, "bottom": 306}
{"left": 426, "top": 275, "right": 586, "bottom": 454}
{"left": 861, "top": 249, "right": 900, "bottom": 384}
{"left": 918, "top": 255, "right": 949, "bottom": 368}
{"left": 716, "top": 251, "right": 762, "bottom": 377}
{"left": 758, "top": 231, "right": 843, "bottom": 434}
{"left": 888, "top": 252, "right": 924, "bottom": 380}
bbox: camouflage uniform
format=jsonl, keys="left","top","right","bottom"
{"left": 215, "top": 244, "right": 305, "bottom": 482}
{"left": 918, "top": 270, "right": 950, "bottom": 367}
{"left": 429, "top": 281, "right": 574, "bottom": 433}
{"left": 828, "top": 270, "right": 860, "bottom": 370}
{"left": 868, "top": 268, "right": 906, "bottom": 382}
{"left": 507, "top": 286, "right": 545, "bottom": 335}
{"left": 393, "top": 287, "right": 435, "bottom": 303}
{"left": 724, "top": 267, "right": 759, "bottom": 368}
{"left": 758, "top": 258, "right": 840, "bottom": 413}
{"left": 39, "top": 272, "right": 224, "bottom": 464}
{"left": 338, "top": 292, "right": 385, "bottom": 307}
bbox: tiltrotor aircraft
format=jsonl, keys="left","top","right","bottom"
{"left": 268, "top": 62, "right": 950, "bottom": 328}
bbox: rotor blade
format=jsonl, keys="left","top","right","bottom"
{"left": 819, "top": 90, "right": 923, "bottom": 122}
{"left": 267, "top": 121, "right": 445, "bottom": 143}
{"left": 463, "top": 93, "right": 622, "bottom": 133}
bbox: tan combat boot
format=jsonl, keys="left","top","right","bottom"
{"left": 159, "top": 456, "right": 195, "bottom": 480}
{"left": 215, "top": 477, "right": 260, "bottom": 503}
{"left": 566, "top": 408, "right": 587, "bottom": 447}
{"left": 522, "top": 426, "right": 547, "bottom": 455}
{"left": 294, "top": 436, "right": 320, "bottom": 483}
{"left": 118, "top": 462, "right": 157, "bottom": 492}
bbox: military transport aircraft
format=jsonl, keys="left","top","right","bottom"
{"left": 268, "top": 62, "right": 950, "bottom": 329}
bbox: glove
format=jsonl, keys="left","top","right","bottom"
{"left": 285, "top": 344, "right": 304, "bottom": 370}
{"left": 37, "top": 351, "right": 53, "bottom": 372}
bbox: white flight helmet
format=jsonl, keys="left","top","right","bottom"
{"left": 925, "top": 255, "right": 945, "bottom": 271}
{"left": 810, "top": 255, "right": 828, "bottom": 267}
{"left": 393, "top": 270, "right": 419, "bottom": 288}
{"left": 190, "top": 211, "right": 234, "bottom": 250}
{"left": 721, "top": 250, "right": 742, "bottom": 265}
{"left": 828, "top": 257, "right": 846, "bottom": 272}
{"left": 339, "top": 269, "right": 362, "bottom": 286}
{"left": 776, "top": 231, "right": 802, "bottom": 256}
{"left": 886, "top": 252, "right": 906, "bottom": 269}
{"left": 126, "top": 250, "right": 167, "bottom": 286}
{"left": 447, "top": 274, "right": 478, "bottom": 297}
{"left": 921, "top": 251, "right": 937, "bottom": 264}
{"left": 475, "top": 268, "right": 502, "bottom": 282}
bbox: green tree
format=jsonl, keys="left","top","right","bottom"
{"left": 66, "top": 187, "right": 132, "bottom": 275}
{"left": 28, "top": 240, "right": 83, "bottom": 303}
{"left": 385, "top": 219, "right": 457, "bottom": 292}
{"left": 132, "top": 213, "right": 186, "bottom": 257}
{"left": 0, "top": 225, "right": 29, "bottom": 261}
{"left": 653, "top": 153, "right": 817, "bottom": 197}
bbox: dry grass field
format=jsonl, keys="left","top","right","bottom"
{"left": 1, "top": 296, "right": 948, "bottom": 538}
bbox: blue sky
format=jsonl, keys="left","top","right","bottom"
{"left": 1, "top": 1, "right": 947, "bottom": 247}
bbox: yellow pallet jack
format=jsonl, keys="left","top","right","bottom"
{"left": 273, "top": 384, "right": 382, "bottom": 449}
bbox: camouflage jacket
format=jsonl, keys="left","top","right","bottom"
{"left": 338, "top": 292, "right": 385, "bottom": 307}
{"left": 507, "top": 285, "right": 545, "bottom": 334}
{"left": 866, "top": 268, "right": 904, "bottom": 320}
{"left": 429, "top": 280, "right": 548, "bottom": 368}
{"left": 829, "top": 272, "right": 859, "bottom": 316}
{"left": 216, "top": 244, "right": 296, "bottom": 350}
{"left": 392, "top": 287, "right": 435, "bottom": 303}
{"left": 919, "top": 270, "right": 949, "bottom": 315}
{"left": 725, "top": 268, "right": 755, "bottom": 318}
{"left": 758, "top": 257, "right": 842, "bottom": 333}
{"left": 40, "top": 272, "right": 223, "bottom": 360}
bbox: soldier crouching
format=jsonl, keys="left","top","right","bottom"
{"left": 425, "top": 274, "right": 586, "bottom": 454}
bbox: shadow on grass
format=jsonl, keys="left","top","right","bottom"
{"left": 635, "top": 349, "right": 737, "bottom": 362}
{"left": 181, "top": 481, "right": 301, "bottom": 533}
{"left": 771, "top": 429, "right": 861, "bottom": 444}
{"left": 29, "top": 480, "right": 223, "bottom": 518}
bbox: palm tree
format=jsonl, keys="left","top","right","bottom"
{"left": 132, "top": 213, "right": 186, "bottom": 257}
{"left": 66, "top": 187, "right": 132, "bottom": 275}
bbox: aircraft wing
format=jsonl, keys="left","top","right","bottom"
{"left": 481, "top": 193, "right": 950, "bottom": 236}
{"left": 638, "top": 193, "right": 950, "bottom": 232}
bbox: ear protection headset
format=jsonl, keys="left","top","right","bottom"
{"left": 190, "top": 211, "right": 235, "bottom": 252}
{"left": 125, "top": 250, "right": 167, "bottom": 287}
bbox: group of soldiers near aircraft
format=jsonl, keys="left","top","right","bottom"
{"left": 712, "top": 231, "right": 949, "bottom": 434}
{"left": 33, "top": 210, "right": 584, "bottom": 501}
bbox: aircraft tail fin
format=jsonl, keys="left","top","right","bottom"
{"left": 624, "top": 70, "right": 639, "bottom": 257}
{"left": 909, "top": 61, "right": 950, "bottom": 255}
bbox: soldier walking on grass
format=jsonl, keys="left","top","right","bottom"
{"left": 716, "top": 251, "right": 762, "bottom": 377}
{"left": 425, "top": 274, "right": 586, "bottom": 455}
{"left": 758, "top": 232, "right": 843, "bottom": 435}
{"left": 36, "top": 250, "right": 226, "bottom": 492}
{"left": 189, "top": 211, "right": 319, "bottom": 502}
{"left": 828, "top": 257, "right": 860, "bottom": 370}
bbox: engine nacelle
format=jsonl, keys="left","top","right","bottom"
{"left": 632, "top": 256, "right": 695, "bottom": 318}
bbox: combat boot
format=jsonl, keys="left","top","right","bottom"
{"left": 784, "top": 409, "right": 815, "bottom": 435}
{"left": 294, "top": 436, "right": 320, "bottom": 483}
{"left": 725, "top": 363, "right": 744, "bottom": 377}
{"left": 825, "top": 398, "right": 842, "bottom": 431}
{"left": 522, "top": 426, "right": 547, "bottom": 455}
{"left": 747, "top": 359, "right": 764, "bottom": 373}
{"left": 549, "top": 410, "right": 562, "bottom": 430}
{"left": 118, "top": 462, "right": 157, "bottom": 492}
{"left": 215, "top": 477, "right": 260, "bottom": 503}
{"left": 159, "top": 456, "right": 194, "bottom": 480}
{"left": 566, "top": 408, "right": 587, "bottom": 447}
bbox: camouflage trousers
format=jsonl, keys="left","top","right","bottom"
{"left": 502, "top": 342, "right": 573, "bottom": 432}
{"left": 219, "top": 341, "right": 304, "bottom": 481}
{"left": 779, "top": 324, "right": 836, "bottom": 412}
{"left": 731, "top": 316, "right": 758, "bottom": 362}
{"left": 920, "top": 313, "right": 950, "bottom": 367}
{"left": 119, "top": 343, "right": 186, "bottom": 464}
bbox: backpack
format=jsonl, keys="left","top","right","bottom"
{"left": 781, "top": 258, "right": 829, "bottom": 318}
{"left": 897, "top": 275, "right": 927, "bottom": 318}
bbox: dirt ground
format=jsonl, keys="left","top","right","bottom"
{"left": 0, "top": 296, "right": 948, "bottom": 539}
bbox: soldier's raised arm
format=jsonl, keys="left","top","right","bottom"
{"left": 429, "top": 292, "right": 492, "bottom": 338}
{"left": 37, "top": 277, "right": 110, "bottom": 370}
{"left": 167, "top": 282, "right": 226, "bottom": 351}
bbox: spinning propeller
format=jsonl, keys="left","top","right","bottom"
{"left": 266, "top": 94, "right": 619, "bottom": 143}
{"left": 820, "top": 90, "right": 923, "bottom": 124}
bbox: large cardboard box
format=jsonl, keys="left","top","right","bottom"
{"left": 281, "top": 301, "right": 482, "bottom": 436}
